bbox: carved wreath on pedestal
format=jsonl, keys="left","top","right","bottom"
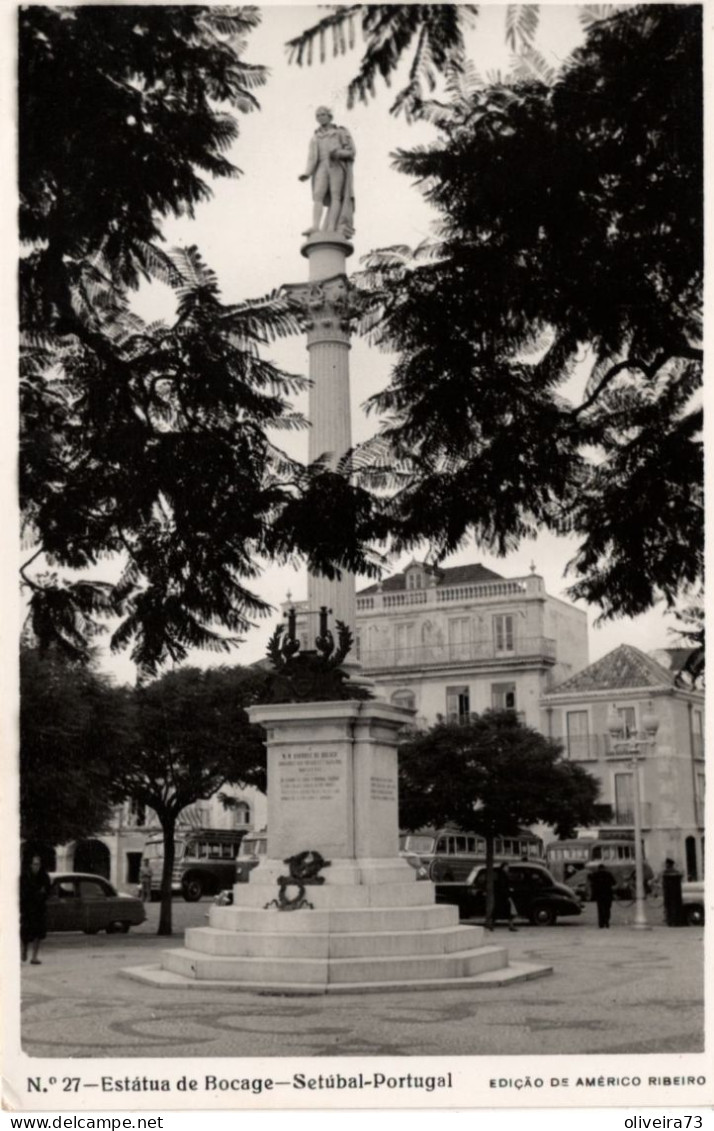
{"left": 264, "top": 850, "right": 331, "bottom": 912}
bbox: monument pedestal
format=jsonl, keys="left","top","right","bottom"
{"left": 125, "top": 701, "right": 552, "bottom": 993}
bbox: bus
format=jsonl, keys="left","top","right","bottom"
{"left": 400, "top": 827, "right": 544, "bottom": 882}
{"left": 141, "top": 828, "right": 247, "bottom": 902}
{"left": 546, "top": 836, "right": 654, "bottom": 900}
{"left": 234, "top": 829, "right": 268, "bottom": 883}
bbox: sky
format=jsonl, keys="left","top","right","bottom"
{"left": 84, "top": 5, "right": 693, "bottom": 681}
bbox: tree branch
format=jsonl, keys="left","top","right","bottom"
{"left": 573, "top": 346, "right": 703, "bottom": 418}
{"left": 20, "top": 547, "right": 44, "bottom": 590}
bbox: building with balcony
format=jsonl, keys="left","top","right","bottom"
{"left": 541, "top": 644, "right": 705, "bottom": 880}
{"left": 285, "top": 559, "right": 588, "bottom": 729}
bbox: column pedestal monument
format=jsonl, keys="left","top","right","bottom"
{"left": 125, "top": 111, "right": 551, "bottom": 994}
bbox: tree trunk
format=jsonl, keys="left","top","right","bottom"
{"left": 157, "top": 810, "right": 175, "bottom": 937}
{"left": 484, "top": 834, "right": 495, "bottom": 930}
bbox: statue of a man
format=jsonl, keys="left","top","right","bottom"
{"left": 299, "top": 106, "right": 355, "bottom": 238}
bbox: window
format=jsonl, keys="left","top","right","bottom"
{"left": 448, "top": 617, "right": 471, "bottom": 659}
{"left": 614, "top": 773, "right": 635, "bottom": 825}
{"left": 566, "top": 710, "right": 590, "bottom": 760}
{"left": 229, "top": 801, "right": 250, "bottom": 828}
{"left": 491, "top": 682, "right": 516, "bottom": 711}
{"left": 693, "top": 711, "right": 703, "bottom": 757}
{"left": 391, "top": 689, "right": 416, "bottom": 711}
{"left": 614, "top": 706, "right": 636, "bottom": 737}
{"left": 78, "top": 880, "right": 107, "bottom": 900}
{"left": 406, "top": 569, "right": 424, "bottom": 590}
{"left": 446, "top": 685, "right": 470, "bottom": 723}
{"left": 394, "top": 623, "right": 414, "bottom": 664}
{"left": 354, "top": 630, "right": 361, "bottom": 662}
{"left": 54, "top": 880, "right": 77, "bottom": 900}
{"left": 493, "top": 614, "right": 514, "bottom": 654}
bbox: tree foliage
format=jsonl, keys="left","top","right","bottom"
{"left": 355, "top": 5, "right": 702, "bottom": 620}
{"left": 20, "top": 6, "right": 383, "bottom": 674}
{"left": 20, "top": 5, "right": 266, "bottom": 317}
{"left": 287, "top": 5, "right": 477, "bottom": 118}
{"left": 399, "top": 710, "right": 600, "bottom": 838}
{"left": 287, "top": 5, "right": 632, "bottom": 116}
{"left": 20, "top": 649, "right": 130, "bottom": 847}
{"left": 398, "top": 710, "right": 601, "bottom": 923}
{"left": 111, "top": 665, "right": 269, "bottom": 935}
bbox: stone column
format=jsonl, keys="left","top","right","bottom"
{"left": 284, "top": 231, "right": 358, "bottom": 641}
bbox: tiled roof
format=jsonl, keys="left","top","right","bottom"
{"left": 547, "top": 644, "right": 676, "bottom": 695}
{"left": 358, "top": 561, "right": 504, "bottom": 596}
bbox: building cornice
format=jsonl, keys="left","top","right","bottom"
{"left": 541, "top": 686, "right": 704, "bottom": 706}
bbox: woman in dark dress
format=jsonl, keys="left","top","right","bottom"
{"left": 20, "top": 854, "right": 51, "bottom": 963}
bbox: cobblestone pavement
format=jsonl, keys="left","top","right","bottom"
{"left": 16, "top": 897, "right": 704, "bottom": 1059}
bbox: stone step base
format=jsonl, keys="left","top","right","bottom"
{"left": 161, "top": 943, "right": 509, "bottom": 984}
{"left": 210, "top": 904, "right": 458, "bottom": 934}
{"left": 185, "top": 923, "right": 485, "bottom": 959}
{"left": 122, "top": 960, "right": 553, "bottom": 995}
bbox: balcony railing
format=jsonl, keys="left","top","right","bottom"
{"left": 361, "top": 635, "right": 556, "bottom": 671}
{"left": 356, "top": 573, "right": 544, "bottom": 613}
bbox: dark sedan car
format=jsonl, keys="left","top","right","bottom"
{"left": 46, "top": 873, "right": 146, "bottom": 935}
{"left": 435, "top": 862, "right": 582, "bottom": 926}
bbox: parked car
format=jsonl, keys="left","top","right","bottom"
{"left": 46, "top": 873, "right": 146, "bottom": 935}
{"left": 435, "top": 861, "right": 583, "bottom": 926}
{"left": 682, "top": 881, "right": 705, "bottom": 926}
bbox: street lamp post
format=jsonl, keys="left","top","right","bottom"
{"left": 606, "top": 709, "right": 659, "bottom": 931}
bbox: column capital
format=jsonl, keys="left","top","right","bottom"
{"left": 283, "top": 275, "right": 369, "bottom": 346}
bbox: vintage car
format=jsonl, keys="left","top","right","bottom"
{"left": 435, "top": 861, "right": 583, "bottom": 926}
{"left": 46, "top": 872, "right": 146, "bottom": 934}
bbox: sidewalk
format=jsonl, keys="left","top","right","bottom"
{"left": 17, "top": 901, "right": 704, "bottom": 1058}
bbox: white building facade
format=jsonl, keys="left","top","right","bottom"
{"left": 541, "top": 645, "right": 705, "bottom": 880}
{"left": 350, "top": 561, "right": 588, "bottom": 729}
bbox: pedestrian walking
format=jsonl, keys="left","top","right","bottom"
{"left": 493, "top": 863, "right": 518, "bottom": 931}
{"left": 140, "top": 859, "right": 153, "bottom": 903}
{"left": 589, "top": 863, "right": 616, "bottom": 928}
{"left": 20, "top": 853, "right": 51, "bottom": 964}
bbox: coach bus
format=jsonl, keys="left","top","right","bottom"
{"left": 399, "top": 826, "right": 544, "bottom": 882}
{"left": 141, "top": 828, "right": 247, "bottom": 901}
{"left": 546, "top": 835, "right": 653, "bottom": 899}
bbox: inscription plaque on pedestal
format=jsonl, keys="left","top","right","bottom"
{"left": 278, "top": 750, "right": 344, "bottom": 803}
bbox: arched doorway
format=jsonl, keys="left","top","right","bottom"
{"left": 74, "top": 839, "right": 110, "bottom": 878}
